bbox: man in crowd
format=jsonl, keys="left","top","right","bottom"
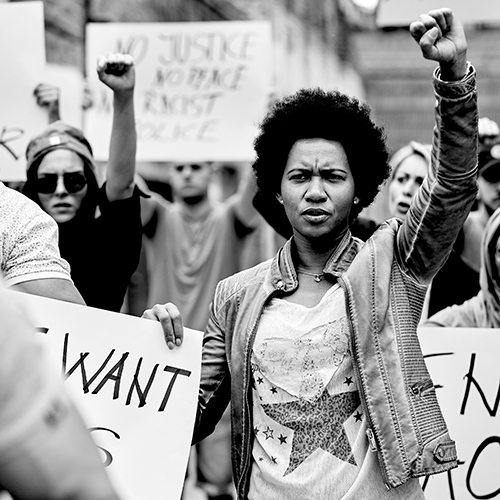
{"left": 141, "top": 161, "right": 259, "bottom": 499}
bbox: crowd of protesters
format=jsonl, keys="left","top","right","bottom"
{"left": 2, "top": 5, "right": 500, "bottom": 500}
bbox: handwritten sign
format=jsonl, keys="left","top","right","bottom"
{"left": 377, "top": 0, "right": 500, "bottom": 27}
{"left": 10, "top": 290, "right": 203, "bottom": 500}
{"left": 85, "top": 21, "right": 273, "bottom": 163}
{"left": 418, "top": 327, "right": 500, "bottom": 499}
{"left": 0, "top": 1, "right": 46, "bottom": 181}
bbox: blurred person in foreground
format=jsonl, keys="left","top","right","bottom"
{"left": 0, "top": 284, "right": 120, "bottom": 500}
{"left": 22, "top": 53, "right": 142, "bottom": 312}
{"left": 423, "top": 205, "right": 500, "bottom": 327}
{"left": 143, "top": 9, "right": 477, "bottom": 499}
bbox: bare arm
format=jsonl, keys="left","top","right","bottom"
{"left": 97, "top": 54, "right": 137, "bottom": 202}
{"left": 233, "top": 164, "right": 260, "bottom": 229}
{"left": 11, "top": 278, "right": 86, "bottom": 305}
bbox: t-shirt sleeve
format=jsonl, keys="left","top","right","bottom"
{"left": 1, "top": 190, "right": 72, "bottom": 287}
{"left": 89, "top": 184, "right": 143, "bottom": 310}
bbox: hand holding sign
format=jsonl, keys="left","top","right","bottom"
{"left": 142, "top": 302, "right": 184, "bottom": 351}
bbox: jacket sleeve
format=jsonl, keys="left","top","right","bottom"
{"left": 192, "top": 282, "right": 232, "bottom": 444}
{"left": 396, "top": 65, "right": 478, "bottom": 285}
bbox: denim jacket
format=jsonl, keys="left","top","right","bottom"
{"left": 194, "top": 66, "right": 478, "bottom": 499}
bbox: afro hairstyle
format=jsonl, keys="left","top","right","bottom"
{"left": 252, "top": 87, "right": 391, "bottom": 238}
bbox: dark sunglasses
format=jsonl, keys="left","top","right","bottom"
{"left": 481, "top": 166, "right": 500, "bottom": 184}
{"left": 36, "top": 172, "right": 87, "bottom": 194}
{"left": 174, "top": 164, "right": 202, "bottom": 172}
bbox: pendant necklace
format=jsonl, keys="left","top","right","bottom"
{"left": 297, "top": 269, "right": 324, "bottom": 282}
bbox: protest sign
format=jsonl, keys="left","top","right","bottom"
{"left": 10, "top": 290, "right": 203, "bottom": 500}
{"left": 0, "top": 1, "right": 46, "bottom": 181}
{"left": 85, "top": 21, "right": 273, "bottom": 163}
{"left": 377, "top": 0, "right": 500, "bottom": 27}
{"left": 418, "top": 327, "right": 500, "bottom": 499}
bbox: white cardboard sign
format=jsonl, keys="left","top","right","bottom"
{"left": 85, "top": 21, "right": 273, "bottom": 163}
{"left": 12, "top": 291, "right": 203, "bottom": 500}
{"left": 0, "top": 2, "right": 46, "bottom": 181}
{"left": 418, "top": 327, "right": 500, "bottom": 499}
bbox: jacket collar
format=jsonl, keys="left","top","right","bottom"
{"left": 269, "top": 230, "right": 361, "bottom": 293}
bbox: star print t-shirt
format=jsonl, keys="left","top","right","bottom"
{"left": 249, "top": 284, "right": 424, "bottom": 500}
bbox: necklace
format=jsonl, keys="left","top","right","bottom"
{"left": 297, "top": 269, "right": 324, "bottom": 282}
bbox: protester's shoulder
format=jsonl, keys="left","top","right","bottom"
{"left": 0, "top": 183, "right": 54, "bottom": 227}
{"left": 215, "top": 258, "right": 272, "bottom": 302}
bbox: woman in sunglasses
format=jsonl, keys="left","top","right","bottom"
{"left": 21, "top": 53, "right": 142, "bottom": 312}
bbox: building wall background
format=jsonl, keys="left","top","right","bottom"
{"left": 24, "top": 0, "right": 363, "bottom": 98}
{"left": 351, "top": 24, "right": 500, "bottom": 220}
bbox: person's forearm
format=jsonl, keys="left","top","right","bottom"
{"left": 106, "top": 89, "right": 137, "bottom": 201}
{"left": 234, "top": 166, "right": 259, "bottom": 229}
{"left": 11, "top": 278, "right": 86, "bottom": 305}
{"left": 0, "top": 402, "right": 121, "bottom": 500}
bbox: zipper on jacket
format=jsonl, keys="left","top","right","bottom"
{"left": 237, "top": 285, "right": 283, "bottom": 499}
{"left": 338, "top": 275, "right": 393, "bottom": 490}
{"left": 366, "top": 428, "right": 378, "bottom": 453}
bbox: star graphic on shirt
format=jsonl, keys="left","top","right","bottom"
{"left": 344, "top": 376, "right": 354, "bottom": 386}
{"left": 263, "top": 426, "right": 274, "bottom": 440}
{"left": 270, "top": 386, "right": 278, "bottom": 395}
{"left": 271, "top": 456, "right": 277, "bottom": 464}
{"left": 254, "top": 426, "right": 259, "bottom": 436}
{"left": 354, "top": 411, "right": 363, "bottom": 422}
{"left": 257, "top": 377, "right": 264, "bottom": 384}
{"left": 262, "top": 389, "right": 360, "bottom": 475}
{"left": 278, "top": 434, "right": 288, "bottom": 445}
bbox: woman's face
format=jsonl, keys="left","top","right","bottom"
{"left": 279, "top": 138, "right": 356, "bottom": 242}
{"left": 37, "top": 149, "right": 88, "bottom": 224}
{"left": 388, "top": 154, "right": 428, "bottom": 219}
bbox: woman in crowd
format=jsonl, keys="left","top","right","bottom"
{"left": 387, "top": 141, "right": 431, "bottom": 220}
{"left": 144, "top": 9, "right": 477, "bottom": 499}
{"left": 22, "top": 54, "right": 142, "bottom": 312}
